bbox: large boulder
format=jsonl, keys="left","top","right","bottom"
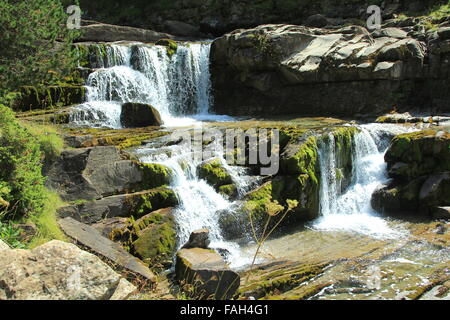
{"left": 211, "top": 24, "right": 450, "bottom": 116}
{"left": 0, "top": 240, "right": 136, "bottom": 300}
{"left": 45, "top": 146, "right": 172, "bottom": 202}
{"left": 175, "top": 248, "right": 240, "bottom": 300}
{"left": 120, "top": 103, "right": 163, "bottom": 128}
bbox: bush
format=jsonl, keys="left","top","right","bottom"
{"left": 0, "top": 0, "right": 79, "bottom": 94}
{"left": 0, "top": 104, "right": 46, "bottom": 219}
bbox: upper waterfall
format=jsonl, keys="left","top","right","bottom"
{"left": 71, "top": 42, "right": 217, "bottom": 128}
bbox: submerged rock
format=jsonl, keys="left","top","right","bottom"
{"left": 175, "top": 248, "right": 240, "bottom": 300}
{"left": 0, "top": 240, "right": 136, "bottom": 300}
{"left": 120, "top": 103, "right": 163, "bottom": 128}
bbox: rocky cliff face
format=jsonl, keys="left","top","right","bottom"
{"left": 79, "top": 0, "right": 444, "bottom": 37}
{"left": 210, "top": 24, "right": 450, "bottom": 117}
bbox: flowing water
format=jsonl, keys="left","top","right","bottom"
{"left": 136, "top": 134, "right": 256, "bottom": 269}
{"left": 313, "top": 124, "right": 414, "bottom": 239}
{"left": 68, "top": 41, "right": 447, "bottom": 288}
{"left": 70, "top": 42, "right": 230, "bottom": 128}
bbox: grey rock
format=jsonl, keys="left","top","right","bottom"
{"left": 79, "top": 23, "right": 175, "bottom": 42}
{"left": 432, "top": 207, "right": 450, "bottom": 220}
{"left": 372, "top": 27, "right": 408, "bottom": 39}
{"left": 45, "top": 146, "right": 143, "bottom": 202}
{"left": 182, "top": 229, "right": 211, "bottom": 249}
{"left": 93, "top": 217, "right": 130, "bottom": 239}
{"left": 57, "top": 188, "right": 178, "bottom": 224}
{"left": 59, "top": 217, "right": 157, "bottom": 284}
{"left": 176, "top": 248, "right": 240, "bottom": 300}
{"left": 0, "top": 240, "right": 134, "bottom": 300}
{"left": 120, "top": 103, "right": 163, "bottom": 128}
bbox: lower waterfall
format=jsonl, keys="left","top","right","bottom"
{"left": 137, "top": 134, "right": 256, "bottom": 269}
{"left": 313, "top": 124, "right": 412, "bottom": 239}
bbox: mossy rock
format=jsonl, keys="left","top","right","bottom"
{"left": 156, "top": 39, "right": 178, "bottom": 57}
{"left": 218, "top": 184, "right": 238, "bottom": 199}
{"left": 12, "top": 85, "right": 86, "bottom": 111}
{"left": 126, "top": 187, "right": 179, "bottom": 219}
{"left": 137, "top": 163, "right": 173, "bottom": 190}
{"left": 197, "top": 158, "right": 233, "bottom": 189}
{"left": 385, "top": 130, "right": 450, "bottom": 180}
{"left": 130, "top": 208, "right": 176, "bottom": 267}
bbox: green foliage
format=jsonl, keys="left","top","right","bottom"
{"left": 20, "top": 122, "right": 64, "bottom": 162}
{"left": 0, "top": 105, "right": 46, "bottom": 219}
{"left": 0, "top": 220, "right": 26, "bottom": 248}
{"left": 26, "top": 191, "right": 67, "bottom": 248}
{"left": 0, "top": 0, "right": 80, "bottom": 94}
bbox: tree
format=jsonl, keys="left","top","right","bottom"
{"left": 0, "top": 0, "right": 79, "bottom": 94}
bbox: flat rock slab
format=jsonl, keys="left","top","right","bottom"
{"left": 176, "top": 248, "right": 240, "bottom": 300}
{"left": 59, "top": 217, "right": 156, "bottom": 284}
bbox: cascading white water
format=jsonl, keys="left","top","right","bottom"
{"left": 71, "top": 42, "right": 220, "bottom": 128}
{"left": 313, "top": 124, "right": 413, "bottom": 239}
{"left": 137, "top": 135, "right": 255, "bottom": 269}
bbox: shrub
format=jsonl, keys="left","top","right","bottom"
{"left": 0, "top": 104, "right": 46, "bottom": 219}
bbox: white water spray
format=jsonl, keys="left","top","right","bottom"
{"left": 137, "top": 135, "right": 255, "bottom": 269}
{"left": 314, "top": 124, "right": 412, "bottom": 239}
{"left": 71, "top": 42, "right": 223, "bottom": 128}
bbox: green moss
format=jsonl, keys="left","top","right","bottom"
{"left": 386, "top": 130, "right": 450, "bottom": 179}
{"left": 218, "top": 184, "right": 238, "bottom": 199}
{"left": 239, "top": 263, "right": 327, "bottom": 299}
{"left": 14, "top": 85, "right": 86, "bottom": 111}
{"left": 131, "top": 208, "right": 176, "bottom": 266}
{"left": 281, "top": 136, "right": 319, "bottom": 185}
{"left": 128, "top": 187, "right": 179, "bottom": 218}
{"left": 156, "top": 39, "right": 178, "bottom": 57}
{"left": 138, "top": 163, "right": 173, "bottom": 190}
{"left": 198, "top": 159, "right": 233, "bottom": 189}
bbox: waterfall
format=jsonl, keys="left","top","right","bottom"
{"left": 71, "top": 42, "right": 218, "bottom": 128}
{"left": 313, "top": 124, "right": 412, "bottom": 239}
{"left": 136, "top": 132, "right": 255, "bottom": 269}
